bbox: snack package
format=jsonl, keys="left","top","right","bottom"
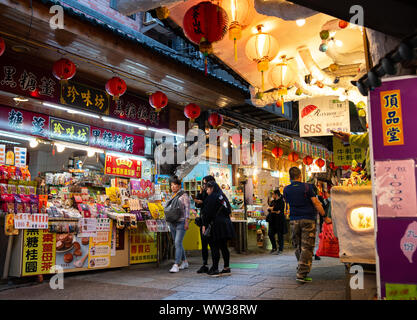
{"left": 15, "top": 167, "right": 22, "bottom": 180}
{"left": 18, "top": 185, "right": 26, "bottom": 195}
{"left": 14, "top": 194, "right": 24, "bottom": 213}
{"left": 20, "top": 195, "right": 31, "bottom": 214}
{"left": 28, "top": 186, "right": 36, "bottom": 195}
{"left": 7, "top": 184, "right": 16, "bottom": 194}
{"left": 0, "top": 166, "right": 8, "bottom": 180}
{"left": 30, "top": 194, "right": 39, "bottom": 214}
{"left": 0, "top": 184, "right": 8, "bottom": 194}
{"left": 1, "top": 194, "right": 15, "bottom": 214}
{"left": 7, "top": 166, "right": 16, "bottom": 180}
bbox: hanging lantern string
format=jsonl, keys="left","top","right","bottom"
{"left": 234, "top": 38, "right": 238, "bottom": 62}
{"left": 261, "top": 70, "right": 264, "bottom": 92}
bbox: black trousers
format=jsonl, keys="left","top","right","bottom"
{"left": 268, "top": 227, "right": 284, "bottom": 251}
{"left": 208, "top": 238, "right": 230, "bottom": 270}
{"left": 199, "top": 227, "right": 209, "bottom": 265}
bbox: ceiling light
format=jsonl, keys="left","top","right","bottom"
{"left": 13, "top": 96, "right": 29, "bottom": 102}
{"left": 101, "top": 116, "right": 147, "bottom": 130}
{"left": 147, "top": 127, "right": 184, "bottom": 138}
{"left": 296, "top": 19, "right": 305, "bottom": 27}
{"left": 335, "top": 40, "right": 343, "bottom": 47}
{"left": 56, "top": 144, "right": 66, "bottom": 153}
{"left": 223, "top": 141, "right": 228, "bottom": 148}
{"left": 42, "top": 102, "right": 100, "bottom": 118}
{"left": 30, "top": 140, "right": 39, "bottom": 148}
{"left": 0, "top": 139, "right": 20, "bottom": 145}
{"left": 87, "top": 149, "right": 95, "bottom": 157}
{"left": 106, "top": 151, "right": 147, "bottom": 162}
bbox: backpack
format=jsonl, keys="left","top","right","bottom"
{"left": 164, "top": 190, "right": 186, "bottom": 223}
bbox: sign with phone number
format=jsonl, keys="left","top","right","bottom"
{"left": 104, "top": 154, "right": 142, "bottom": 178}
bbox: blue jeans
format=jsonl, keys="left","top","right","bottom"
{"left": 168, "top": 221, "right": 187, "bottom": 265}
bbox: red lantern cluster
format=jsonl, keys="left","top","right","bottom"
{"left": 271, "top": 147, "right": 283, "bottom": 158}
{"left": 288, "top": 152, "right": 299, "bottom": 162}
{"left": 184, "top": 103, "right": 201, "bottom": 122}
{"left": 316, "top": 158, "right": 325, "bottom": 168}
{"left": 208, "top": 112, "right": 223, "bottom": 128}
{"left": 183, "top": 1, "right": 228, "bottom": 74}
{"left": 303, "top": 156, "right": 313, "bottom": 165}
{"left": 105, "top": 77, "right": 127, "bottom": 100}
{"left": 149, "top": 91, "right": 168, "bottom": 113}
{"left": 52, "top": 58, "right": 77, "bottom": 82}
{"left": 0, "top": 37, "right": 5, "bottom": 57}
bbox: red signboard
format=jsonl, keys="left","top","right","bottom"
{"left": 0, "top": 106, "right": 49, "bottom": 138}
{"left": 104, "top": 154, "right": 142, "bottom": 178}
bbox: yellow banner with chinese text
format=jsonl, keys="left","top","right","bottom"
{"left": 380, "top": 90, "right": 404, "bottom": 146}
{"left": 22, "top": 229, "right": 56, "bottom": 276}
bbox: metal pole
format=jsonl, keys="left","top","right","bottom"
{"left": 2, "top": 235, "right": 14, "bottom": 280}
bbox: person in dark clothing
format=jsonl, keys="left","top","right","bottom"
{"left": 194, "top": 175, "right": 215, "bottom": 274}
{"left": 201, "top": 181, "right": 235, "bottom": 277}
{"left": 267, "top": 189, "right": 287, "bottom": 254}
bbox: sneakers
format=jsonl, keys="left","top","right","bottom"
{"left": 169, "top": 264, "right": 179, "bottom": 273}
{"left": 296, "top": 276, "right": 312, "bottom": 283}
{"left": 207, "top": 268, "right": 220, "bottom": 277}
{"left": 179, "top": 261, "right": 189, "bottom": 270}
{"left": 314, "top": 254, "right": 321, "bottom": 260}
{"left": 197, "top": 265, "right": 209, "bottom": 274}
{"left": 270, "top": 249, "right": 277, "bottom": 254}
{"left": 220, "top": 268, "right": 231, "bottom": 276}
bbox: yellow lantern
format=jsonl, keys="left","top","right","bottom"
{"left": 221, "top": 0, "right": 254, "bottom": 61}
{"left": 245, "top": 25, "right": 279, "bottom": 92}
{"left": 269, "top": 56, "right": 296, "bottom": 112}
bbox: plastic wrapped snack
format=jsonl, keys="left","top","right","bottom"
{"left": 14, "top": 194, "right": 24, "bottom": 213}
{"left": 1, "top": 194, "right": 15, "bottom": 214}
{"left": 30, "top": 194, "right": 39, "bottom": 214}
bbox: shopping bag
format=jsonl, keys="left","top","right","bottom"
{"left": 316, "top": 222, "right": 340, "bottom": 258}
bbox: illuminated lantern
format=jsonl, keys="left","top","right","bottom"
{"left": 183, "top": 1, "right": 228, "bottom": 75}
{"left": 329, "top": 162, "right": 339, "bottom": 170}
{"left": 52, "top": 58, "right": 76, "bottom": 83}
{"left": 316, "top": 158, "right": 325, "bottom": 168}
{"left": 338, "top": 20, "right": 349, "bottom": 29}
{"left": 303, "top": 156, "right": 313, "bottom": 165}
{"left": 184, "top": 103, "right": 201, "bottom": 122}
{"left": 231, "top": 133, "right": 242, "bottom": 146}
{"left": 319, "top": 43, "right": 328, "bottom": 52}
{"left": 245, "top": 24, "right": 279, "bottom": 92}
{"left": 208, "top": 112, "right": 224, "bottom": 128}
{"left": 342, "top": 165, "right": 351, "bottom": 170}
{"left": 0, "top": 37, "right": 5, "bottom": 57}
{"left": 320, "top": 30, "right": 329, "bottom": 40}
{"left": 156, "top": 6, "right": 170, "bottom": 20}
{"left": 221, "top": 0, "right": 254, "bottom": 61}
{"left": 149, "top": 91, "right": 168, "bottom": 113}
{"left": 269, "top": 56, "right": 296, "bottom": 113}
{"left": 271, "top": 147, "right": 283, "bottom": 158}
{"left": 105, "top": 77, "right": 127, "bottom": 100}
{"left": 288, "top": 152, "right": 299, "bottom": 162}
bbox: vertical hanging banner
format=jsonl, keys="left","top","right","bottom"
{"left": 22, "top": 229, "right": 56, "bottom": 276}
{"left": 0, "top": 144, "right": 5, "bottom": 164}
{"left": 14, "top": 147, "right": 27, "bottom": 167}
{"left": 370, "top": 76, "right": 417, "bottom": 300}
{"left": 299, "top": 96, "right": 350, "bottom": 137}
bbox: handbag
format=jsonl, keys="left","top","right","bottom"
{"left": 202, "top": 202, "right": 223, "bottom": 238}
{"left": 164, "top": 191, "right": 185, "bottom": 223}
{"left": 316, "top": 222, "right": 340, "bottom": 258}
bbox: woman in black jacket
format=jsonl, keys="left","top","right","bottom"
{"left": 202, "top": 181, "right": 235, "bottom": 277}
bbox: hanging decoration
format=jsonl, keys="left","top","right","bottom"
{"left": 288, "top": 152, "right": 299, "bottom": 162}
{"left": 252, "top": 141, "right": 263, "bottom": 153}
{"left": 269, "top": 55, "right": 296, "bottom": 113}
{"left": 271, "top": 147, "right": 283, "bottom": 158}
{"left": 303, "top": 156, "right": 313, "bottom": 165}
{"left": 52, "top": 58, "right": 77, "bottom": 83}
{"left": 149, "top": 91, "right": 168, "bottom": 113}
{"left": 184, "top": 103, "right": 201, "bottom": 123}
{"left": 105, "top": 77, "right": 127, "bottom": 100}
{"left": 0, "top": 37, "right": 5, "bottom": 57}
{"left": 329, "top": 162, "right": 338, "bottom": 170}
{"left": 183, "top": 1, "right": 228, "bottom": 75}
{"left": 316, "top": 158, "right": 325, "bottom": 168}
{"left": 230, "top": 133, "right": 242, "bottom": 147}
{"left": 155, "top": 6, "right": 170, "bottom": 20}
{"left": 221, "top": 0, "right": 254, "bottom": 61}
{"left": 342, "top": 165, "right": 351, "bottom": 170}
{"left": 208, "top": 112, "right": 224, "bottom": 128}
{"left": 245, "top": 24, "right": 279, "bottom": 93}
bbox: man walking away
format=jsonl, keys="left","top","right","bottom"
{"left": 283, "top": 167, "right": 331, "bottom": 283}
{"left": 267, "top": 189, "right": 287, "bottom": 254}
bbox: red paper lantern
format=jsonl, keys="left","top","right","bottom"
{"left": 183, "top": 1, "right": 228, "bottom": 75}
{"left": 105, "top": 77, "right": 127, "bottom": 100}
{"left": 342, "top": 165, "right": 351, "bottom": 170}
{"left": 303, "top": 156, "right": 313, "bottom": 165}
{"left": 149, "top": 91, "right": 168, "bottom": 113}
{"left": 329, "top": 162, "right": 339, "bottom": 170}
{"left": 288, "top": 152, "right": 299, "bottom": 162}
{"left": 0, "top": 37, "right": 5, "bottom": 57}
{"left": 184, "top": 103, "right": 201, "bottom": 122}
{"left": 338, "top": 20, "right": 349, "bottom": 29}
{"left": 231, "top": 133, "right": 242, "bottom": 146}
{"left": 316, "top": 158, "right": 325, "bottom": 168}
{"left": 208, "top": 112, "right": 223, "bottom": 128}
{"left": 52, "top": 58, "right": 76, "bottom": 82}
{"left": 271, "top": 147, "right": 283, "bottom": 158}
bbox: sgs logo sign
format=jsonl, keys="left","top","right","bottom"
{"left": 303, "top": 124, "right": 322, "bottom": 135}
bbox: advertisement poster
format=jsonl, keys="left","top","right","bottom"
{"left": 299, "top": 96, "right": 350, "bottom": 137}
{"left": 0, "top": 144, "right": 5, "bottom": 164}
{"left": 105, "top": 154, "right": 142, "bottom": 179}
{"left": 333, "top": 136, "right": 366, "bottom": 166}
{"left": 14, "top": 214, "right": 48, "bottom": 229}
{"left": 88, "top": 221, "right": 112, "bottom": 269}
{"left": 130, "top": 223, "right": 157, "bottom": 264}
{"left": 13, "top": 147, "right": 27, "bottom": 167}
{"left": 22, "top": 229, "right": 56, "bottom": 276}
{"left": 55, "top": 233, "right": 90, "bottom": 270}
{"left": 78, "top": 218, "right": 97, "bottom": 237}
{"left": 209, "top": 163, "right": 232, "bottom": 200}
{"left": 369, "top": 76, "right": 417, "bottom": 299}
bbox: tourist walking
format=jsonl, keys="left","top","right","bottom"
{"left": 201, "top": 181, "right": 235, "bottom": 277}
{"left": 164, "top": 176, "right": 190, "bottom": 273}
{"left": 266, "top": 189, "right": 287, "bottom": 254}
{"left": 283, "top": 167, "right": 331, "bottom": 283}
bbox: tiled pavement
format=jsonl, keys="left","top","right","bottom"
{"left": 0, "top": 250, "right": 348, "bottom": 300}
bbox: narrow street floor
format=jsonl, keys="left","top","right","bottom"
{"left": 0, "top": 250, "right": 346, "bottom": 300}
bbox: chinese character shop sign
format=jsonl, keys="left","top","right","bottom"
{"left": 50, "top": 117, "right": 90, "bottom": 145}
{"left": 333, "top": 136, "right": 366, "bottom": 166}
{"left": 22, "top": 229, "right": 56, "bottom": 276}
{"left": 105, "top": 154, "right": 142, "bottom": 178}
{"left": 380, "top": 90, "right": 404, "bottom": 146}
